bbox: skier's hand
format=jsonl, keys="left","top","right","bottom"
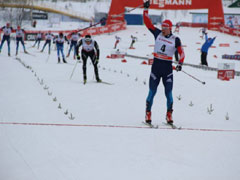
{"left": 176, "top": 64, "right": 182, "bottom": 72}
{"left": 76, "top": 55, "right": 80, "bottom": 60}
{"left": 143, "top": 0, "right": 150, "bottom": 9}
{"left": 100, "top": 17, "right": 107, "bottom": 23}
{"left": 95, "top": 57, "right": 99, "bottom": 65}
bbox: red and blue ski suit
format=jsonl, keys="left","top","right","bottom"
{"left": 143, "top": 9, "right": 185, "bottom": 112}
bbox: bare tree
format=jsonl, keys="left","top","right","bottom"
{"left": 0, "top": 0, "right": 31, "bottom": 27}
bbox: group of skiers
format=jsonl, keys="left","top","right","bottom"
{"left": 37, "top": 31, "right": 101, "bottom": 82}
{"left": 114, "top": 35, "right": 138, "bottom": 49}
{"left": 0, "top": 23, "right": 101, "bottom": 83}
{"left": 0, "top": 1, "right": 217, "bottom": 126}
{"left": 0, "top": 23, "right": 27, "bottom": 56}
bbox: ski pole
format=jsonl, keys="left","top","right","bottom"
{"left": 75, "top": 17, "right": 107, "bottom": 34}
{"left": 110, "top": 4, "right": 144, "bottom": 18}
{"left": 46, "top": 54, "right": 50, "bottom": 63}
{"left": 173, "top": 66, "right": 206, "bottom": 85}
{"left": 69, "top": 60, "right": 79, "bottom": 80}
{"left": 71, "top": 4, "right": 143, "bottom": 35}
{"left": 182, "top": 69, "right": 206, "bottom": 85}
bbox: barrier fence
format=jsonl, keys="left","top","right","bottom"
{"left": 0, "top": 21, "right": 127, "bottom": 41}
{"left": 125, "top": 53, "right": 240, "bottom": 76}
{"left": 180, "top": 22, "right": 240, "bottom": 37}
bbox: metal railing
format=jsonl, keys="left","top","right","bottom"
{"left": 125, "top": 53, "right": 240, "bottom": 76}
{"left": 0, "top": 1, "right": 92, "bottom": 21}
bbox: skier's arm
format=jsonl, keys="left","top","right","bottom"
{"left": 64, "top": 36, "right": 69, "bottom": 44}
{"left": 212, "top": 37, "right": 216, "bottom": 43}
{"left": 53, "top": 36, "right": 57, "bottom": 43}
{"left": 175, "top": 37, "right": 185, "bottom": 64}
{"left": 209, "top": 37, "right": 216, "bottom": 46}
{"left": 205, "top": 33, "right": 208, "bottom": 41}
{"left": 75, "top": 39, "right": 83, "bottom": 57}
{"left": 94, "top": 41, "right": 100, "bottom": 59}
{"left": 143, "top": 7, "right": 161, "bottom": 39}
{"left": 143, "top": 9, "right": 155, "bottom": 32}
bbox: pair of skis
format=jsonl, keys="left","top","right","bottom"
{"left": 83, "top": 81, "right": 114, "bottom": 85}
{"left": 142, "top": 122, "right": 181, "bottom": 130}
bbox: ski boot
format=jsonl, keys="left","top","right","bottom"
{"left": 8, "top": 52, "right": 10, "bottom": 56}
{"left": 66, "top": 53, "right": 70, "bottom": 58}
{"left": 145, "top": 111, "right": 152, "bottom": 125}
{"left": 166, "top": 109, "right": 173, "bottom": 124}
{"left": 83, "top": 76, "right": 87, "bottom": 84}
{"left": 63, "top": 58, "right": 67, "bottom": 63}
{"left": 96, "top": 77, "right": 102, "bottom": 83}
{"left": 58, "top": 57, "right": 60, "bottom": 63}
{"left": 16, "top": 52, "right": 18, "bottom": 56}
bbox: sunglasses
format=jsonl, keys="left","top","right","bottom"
{"left": 162, "top": 27, "right": 170, "bottom": 30}
{"left": 85, "top": 38, "right": 92, "bottom": 42}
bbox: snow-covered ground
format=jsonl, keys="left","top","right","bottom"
{"left": 0, "top": 24, "right": 240, "bottom": 180}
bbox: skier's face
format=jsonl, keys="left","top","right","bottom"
{"left": 162, "top": 26, "right": 171, "bottom": 36}
{"left": 85, "top": 40, "right": 91, "bottom": 45}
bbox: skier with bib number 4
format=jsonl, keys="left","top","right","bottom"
{"left": 143, "top": 0, "right": 185, "bottom": 125}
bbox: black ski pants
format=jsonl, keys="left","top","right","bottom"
{"left": 81, "top": 50, "right": 99, "bottom": 80}
{"left": 201, "top": 52, "right": 208, "bottom": 66}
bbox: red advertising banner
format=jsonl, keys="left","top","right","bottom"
{"left": 107, "top": 0, "right": 224, "bottom": 30}
{"left": 218, "top": 25, "right": 240, "bottom": 37}
{"left": 217, "top": 70, "right": 235, "bottom": 81}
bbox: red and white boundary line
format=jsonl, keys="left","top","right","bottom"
{"left": 0, "top": 122, "right": 240, "bottom": 133}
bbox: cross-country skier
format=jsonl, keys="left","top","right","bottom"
{"left": 40, "top": 31, "right": 54, "bottom": 54}
{"left": 66, "top": 31, "right": 81, "bottom": 59}
{"left": 53, "top": 32, "right": 68, "bottom": 63}
{"left": 75, "top": 34, "right": 101, "bottom": 84}
{"left": 0, "top": 23, "right": 13, "bottom": 56}
{"left": 200, "top": 33, "right": 216, "bottom": 66}
{"left": 15, "top": 25, "right": 27, "bottom": 56}
{"left": 129, "top": 35, "right": 137, "bottom": 49}
{"left": 114, "top": 35, "right": 121, "bottom": 49}
{"left": 33, "top": 32, "right": 42, "bottom": 49}
{"left": 143, "top": 0, "right": 185, "bottom": 125}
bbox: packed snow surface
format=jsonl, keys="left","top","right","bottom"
{"left": 0, "top": 24, "right": 240, "bottom": 180}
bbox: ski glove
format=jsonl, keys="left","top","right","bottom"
{"left": 176, "top": 64, "right": 182, "bottom": 72}
{"left": 76, "top": 55, "right": 80, "bottom": 60}
{"left": 143, "top": 0, "right": 150, "bottom": 9}
{"left": 95, "top": 57, "right": 99, "bottom": 65}
{"left": 100, "top": 17, "right": 107, "bottom": 24}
